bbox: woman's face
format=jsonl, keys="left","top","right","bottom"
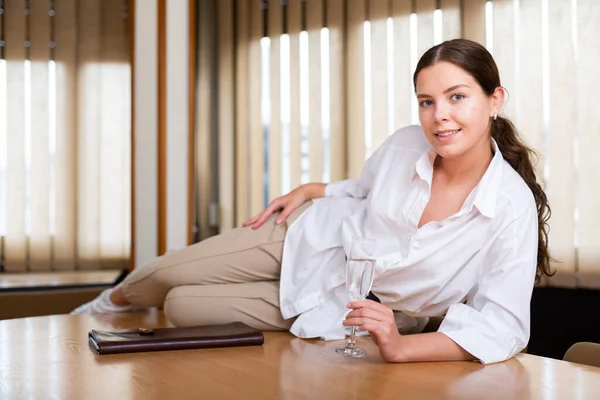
{"left": 415, "top": 61, "right": 502, "bottom": 161}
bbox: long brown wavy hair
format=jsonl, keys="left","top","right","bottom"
{"left": 413, "top": 39, "right": 553, "bottom": 282}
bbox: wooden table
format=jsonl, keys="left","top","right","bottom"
{"left": 1, "top": 310, "right": 599, "bottom": 399}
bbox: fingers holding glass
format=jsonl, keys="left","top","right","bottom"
{"left": 336, "top": 237, "right": 377, "bottom": 358}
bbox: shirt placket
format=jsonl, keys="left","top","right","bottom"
{"left": 404, "top": 181, "right": 430, "bottom": 258}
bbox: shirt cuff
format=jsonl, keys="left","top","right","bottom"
{"left": 437, "top": 304, "right": 520, "bottom": 364}
{"left": 324, "top": 180, "right": 347, "bottom": 197}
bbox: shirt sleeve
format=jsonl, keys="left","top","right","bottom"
{"left": 324, "top": 178, "right": 370, "bottom": 199}
{"left": 437, "top": 197, "right": 538, "bottom": 364}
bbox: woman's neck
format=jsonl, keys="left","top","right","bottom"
{"left": 434, "top": 138, "right": 494, "bottom": 185}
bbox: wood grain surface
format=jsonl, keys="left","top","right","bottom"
{"left": 0, "top": 310, "right": 598, "bottom": 399}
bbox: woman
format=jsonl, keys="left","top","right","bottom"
{"left": 73, "top": 39, "right": 552, "bottom": 365}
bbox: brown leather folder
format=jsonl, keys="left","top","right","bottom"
{"left": 88, "top": 322, "right": 264, "bottom": 355}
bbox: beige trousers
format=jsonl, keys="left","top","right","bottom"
{"left": 120, "top": 202, "right": 312, "bottom": 331}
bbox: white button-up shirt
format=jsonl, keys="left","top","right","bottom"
{"left": 279, "top": 125, "right": 538, "bottom": 364}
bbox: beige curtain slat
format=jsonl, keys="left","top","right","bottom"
{"left": 4, "top": 0, "right": 27, "bottom": 271}
{"left": 98, "top": 0, "right": 130, "bottom": 268}
{"left": 370, "top": 0, "right": 390, "bottom": 153}
{"left": 157, "top": 0, "right": 166, "bottom": 257}
{"left": 547, "top": 0, "right": 576, "bottom": 276}
{"left": 307, "top": 0, "right": 323, "bottom": 183}
{"left": 441, "top": 0, "right": 461, "bottom": 40}
{"left": 122, "top": 4, "right": 132, "bottom": 266}
{"left": 518, "top": 0, "right": 544, "bottom": 180}
{"left": 268, "top": 0, "right": 282, "bottom": 200}
{"left": 12, "top": 0, "right": 130, "bottom": 271}
{"left": 414, "top": 0, "right": 433, "bottom": 128}
{"left": 197, "top": 0, "right": 215, "bottom": 240}
{"left": 288, "top": 0, "right": 302, "bottom": 189}
{"left": 218, "top": 0, "right": 235, "bottom": 231}
{"left": 577, "top": 0, "right": 600, "bottom": 274}
{"left": 461, "top": 0, "right": 486, "bottom": 45}
{"left": 346, "top": 0, "right": 366, "bottom": 179}
{"left": 77, "top": 0, "right": 102, "bottom": 270}
{"left": 53, "top": 0, "right": 77, "bottom": 270}
{"left": 235, "top": 0, "right": 249, "bottom": 225}
{"left": 492, "top": 0, "right": 517, "bottom": 122}
{"left": 392, "top": 0, "right": 412, "bottom": 131}
{"left": 28, "top": 0, "right": 52, "bottom": 271}
{"left": 0, "top": 4, "right": 3, "bottom": 268}
{"left": 327, "top": 0, "right": 345, "bottom": 182}
{"left": 416, "top": 0, "right": 435, "bottom": 58}
{"left": 248, "top": 0, "right": 263, "bottom": 217}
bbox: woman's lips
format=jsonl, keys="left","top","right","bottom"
{"left": 434, "top": 129, "right": 461, "bottom": 142}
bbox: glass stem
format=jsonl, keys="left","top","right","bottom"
{"left": 347, "top": 326, "right": 357, "bottom": 349}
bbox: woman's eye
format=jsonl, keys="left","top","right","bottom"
{"left": 450, "top": 93, "right": 465, "bottom": 101}
{"left": 419, "top": 100, "right": 433, "bottom": 108}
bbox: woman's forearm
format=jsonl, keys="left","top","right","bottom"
{"left": 389, "top": 332, "right": 475, "bottom": 363}
{"left": 301, "top": 183, "right": 327, "bottom": 200}
{"left": 344, "top": 300, "right": 475, "bottom": 363}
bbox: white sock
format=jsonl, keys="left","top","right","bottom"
{"left": 70, "top": 288, "right": 136, "bottom": 314}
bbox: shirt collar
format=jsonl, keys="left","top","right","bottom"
{"left": 471, "top": 138, "right": 503, "bottom": 218}
{"left": 414, "top": 138, "right": 504, "bottom": 219}
{"left": 415, "top": 147, "right": 437, "bottom": 185}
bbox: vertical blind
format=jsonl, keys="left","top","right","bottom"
{"left": 233, "top": 0, "right": 461, "bottom": 222}
{"left": 0, "top": 0, "right": 131, "bottom": 272}
{"left": 488, "top": 0, "right": 600, "bottom": 286}
{"left": 228, "top": 0, "right": 600, "bottom": 282}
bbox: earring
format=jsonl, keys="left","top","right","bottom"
{"left": 493, "top": 113, "right": 497, "bottom": 120}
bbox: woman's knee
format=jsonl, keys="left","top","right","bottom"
{"left": 163, "top": 284, "right": 291, "bottom": 330}
{"left": 164, "top": 286, "right": 227, "bottom": 327}
{"left": 164, "top": 288, "right": 195, "bottom": 327}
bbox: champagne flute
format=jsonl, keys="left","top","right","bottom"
{"left": 335, "top": 237, "right": 377, "bottom": 358}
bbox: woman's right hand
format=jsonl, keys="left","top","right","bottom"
{"left": 242, "top": 183, "right": 325, "bottom": 230}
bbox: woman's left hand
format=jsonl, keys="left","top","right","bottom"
{"left": 343, "top": 300, "right": 403, "bottom": 362}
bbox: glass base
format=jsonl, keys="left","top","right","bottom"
{"left": 335, "top": 346, "right": 367, "bottom": 358}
